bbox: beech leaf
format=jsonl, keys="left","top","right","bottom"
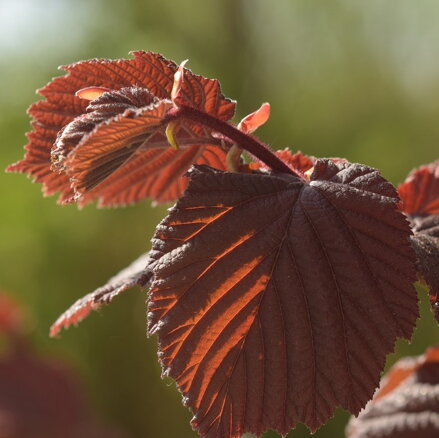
{"left": 50, "top": 253, "right": 153, "bottom": 337}
{"left": 346, "top": 346, "right": 439, "bottom": 438}
{"left": 148, "top": 160, "right": 418, "bottom": 438}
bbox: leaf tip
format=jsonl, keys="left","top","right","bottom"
{"left": 238, "top": 102, "right": 271, "bottom": 134}
{"left": 75, "top": 86, "right": 112, "bottom": 101}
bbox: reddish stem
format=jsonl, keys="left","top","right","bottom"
{"left": 166, "top": 105, "right": 303, "bottom": 178}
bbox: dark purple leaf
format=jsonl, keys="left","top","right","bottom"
{"left": 148, "top": 160, "right": 418, "bottom": 437}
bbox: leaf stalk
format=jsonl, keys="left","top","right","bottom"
{"left": 166, "top": 105, "right": 303, "bottom": 178}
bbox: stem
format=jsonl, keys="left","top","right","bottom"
{"left": 166, "top": 105, "right": 302, "bottom": 178}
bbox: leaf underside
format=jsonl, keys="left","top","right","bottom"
{"left": 7, "top": 51, "right": 235, "bottom": 206}
{"left": 148, "top": 160, "right": 418, "bottom": 438}
{"left": 50, "top": 253, "right": 154, "bottom": 337}
{"left": 346, "top": 346, "right": 439, "bottom": 438}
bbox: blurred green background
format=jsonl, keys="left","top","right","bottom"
{"left": 1, "top": 0, "right": 438, "bottom": 436}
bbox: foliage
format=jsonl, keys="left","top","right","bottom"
{"left": 6, "top": 51, "right": 439, "bottom": 438}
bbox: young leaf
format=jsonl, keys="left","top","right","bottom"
{"left": 398, "top": 160, "right": 439, "bottom": 215}
{"left": 7, "top": 51, "right": 235, "bottom": 206}
{"left": 238, "top": 103, "right": 271, "bottom": 134}
{"left": 61, "top": 91, "right": 228, "bottom": 206}
{"left": 148, "top": 161, "right": 418, "bottom": 437}
{"left": 346, "top": 346, "right": 439, "bottom": 438}
{"left": 50, "top": 253, "right": 153, "bottom": 337}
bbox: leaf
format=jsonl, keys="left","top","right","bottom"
{"left": 398, "top": 160, "right": 439, "bottom": 215}
{"left": 345, "top": 345, "right": 439, "bottom": 438}
{"left": 238, "top": 103, "right": 271, "bottom": 134}
{"left": 410, "top": 215, "right": 439, "bottom": 323}
{"left": 59, "top": 89, "right": 228, "bottom": 206}
{"left": 7, "top": 51, "right": 235, "bottom": 206}
{"left": 51, "top": 86, "right": 159, "bottom": 172}
{"left": 148, "top": 160, "right": 418, "bottom": 438}
{"left": 397, "top": 161, "right": 439, "bottom": 323}
{"left": 50, "top": 252, "right": 153, "bottom": 337}
{"left": 248, "top": 149, "right": 314, "bottom": 174}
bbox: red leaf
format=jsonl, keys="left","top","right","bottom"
{"left": 410, "top": 215, "right": 439, "bottom": 323}
{"left": 249, "top": 149, "right": 314, "bottom": 174}
{"left": 398, "top": 160, "right": 439, "bottom": 216}
{"left": 238, "top": 103, "right": 271, "bottom": 134}
{"left": 148, "top": 161, "right": 418, "bottom": 437}
{"left": 57, "top": 88, "right": 228, "bottom": 206}
{"left": 50, "top": 252, "right": 153, "bottom": 337}
{"left": 7, "top": 51, "right": 235, "bottom": 206}
{"left": 346, "top": 346, "right": 439, "bottom": 438}
{"left": 0, "top": 293, "right": 23, "bottom": 335}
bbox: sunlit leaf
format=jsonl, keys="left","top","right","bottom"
{"left": 76, "top": 86, "right": 112, "bottom": 101}
{"left": 238, "top": 103, "right": 271, "bottom": 134}
{"left": 7, "top": 51, "right": 235, "bottom": 206}
{"left": 50, "top": 253, "right": 153, "bottom": 337}
{"left": 346, "top": 346, "right": 439, "bottom": 438}
{"left": 148, "top": 161, "right": 418, "bottom": 437}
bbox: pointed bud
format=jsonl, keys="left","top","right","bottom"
{"left": 171, "top": 59, "right": 189, "bottom": 105}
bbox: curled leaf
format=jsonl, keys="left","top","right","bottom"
{"left": 398, "top": 160, "right": 439, "bottom": 216}
{"left": 148, "top": 161, "right": 418, "bottom": 437}
{"left": 346, "top": 346, "right": 439, "bottom": 438}
{"left": 52, "top": 86, "right": 159, "bottom": 172}
{"left": 50, "top": 253, "right": 153, "bottom": 337}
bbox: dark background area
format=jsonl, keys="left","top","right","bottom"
{"left": 0, "top": 0, "right": 438, "bottom": 436}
